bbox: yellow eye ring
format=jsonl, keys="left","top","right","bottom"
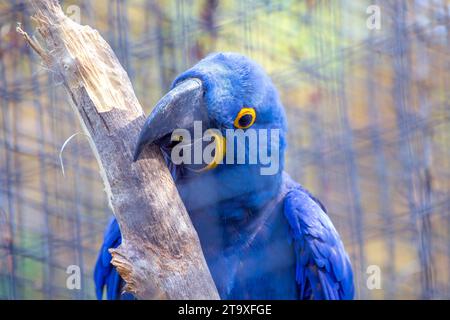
{"left": 234, "top": 107, "right": 256, "bottom": 129}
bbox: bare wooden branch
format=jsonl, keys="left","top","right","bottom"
{"left": 22, "top": 0, "right": 219, "bottom": 300}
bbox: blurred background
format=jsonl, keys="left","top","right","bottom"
{"left": 0, "top": 0, "right": 449, "bottom": 299}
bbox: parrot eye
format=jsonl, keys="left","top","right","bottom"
{"left": 234, "top": 107, "right": 256, "bottom": 129}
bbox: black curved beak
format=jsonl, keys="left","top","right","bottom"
{"left": 133, "top": 78, "right": 208, "bottom": 161}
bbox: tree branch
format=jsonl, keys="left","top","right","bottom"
{"left": 21, "top": 0, "right": 219, "bottom": 300}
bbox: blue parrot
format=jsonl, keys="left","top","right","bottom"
{"left": 94, "top": 52, "right": 354, "bottom": 300}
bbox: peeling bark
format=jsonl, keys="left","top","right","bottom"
{"left": 20, "top": 0, "right": 219, "bottom": 300}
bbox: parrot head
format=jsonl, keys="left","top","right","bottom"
{"left": 133, "top": 53, "right": 288, "bottom": 216}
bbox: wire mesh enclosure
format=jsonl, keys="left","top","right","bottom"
{"left": 0, "top": 0, "right": 449, "bottom": 299}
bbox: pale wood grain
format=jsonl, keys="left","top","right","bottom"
{"left": 20, "top": 0, "right": 219, "bottom": 300}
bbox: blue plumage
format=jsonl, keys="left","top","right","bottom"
{"left": 283, "top": 179, "right": 354, "bottom": 299}
{"left": 93, "top": 218, "right": 134, "bottom": 300}
{"left": 94, "top": 52, "right": 354, "bottom": 300}
{"left": 93, "top": 217, "right": 122, "bottom": 300}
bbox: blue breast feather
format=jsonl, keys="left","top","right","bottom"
{"left": 94, "top": 178, "right": 354, "bottom": 300}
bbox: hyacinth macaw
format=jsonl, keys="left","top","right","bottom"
{"left": 94, "top": 52, "right": 354, "bottom": 300}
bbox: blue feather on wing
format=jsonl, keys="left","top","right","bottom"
{"left": 94, "top": 217, "right": 134, "bottom": 300}
{"left": 284, "top": 186, "right": 354, "bottom": 300}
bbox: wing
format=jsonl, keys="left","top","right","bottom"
{"left": 284, "top": 187, "right": 354, "bottom": 300}
{"left": 94, "top": 217, "right": 133, "bottom": 300}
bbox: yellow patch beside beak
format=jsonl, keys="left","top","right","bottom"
{"left": 194, "top": 131, "right": 226, "bottom": 172}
